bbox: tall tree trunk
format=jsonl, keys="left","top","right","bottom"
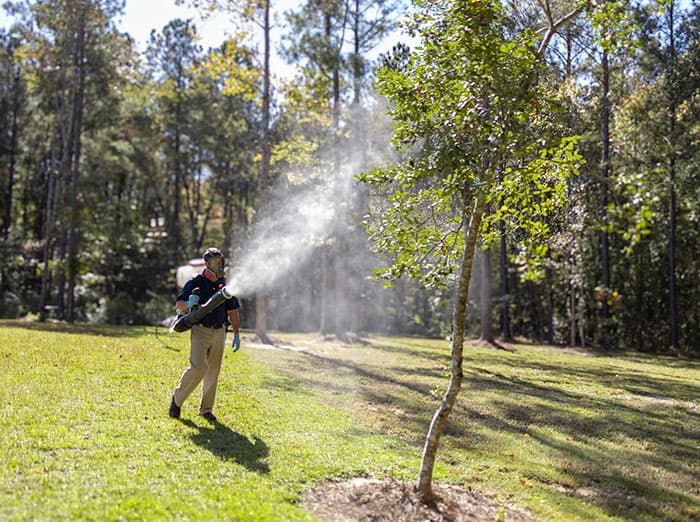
{"left": 545, "top": 266, "right": 554, "bottom": 344}
{"left": 53, "top": 34, "right": 76, "bottom": 322}
{"left": 352, "top": 0, "right": 361, "bottom": 105}
{"left": 498, "top": 218, "right": 512, "bottom": 341}
{"left": 40, "top": 152, "right": 59, "bottom": 319}
{"left": 2, "top": 63, "right": 20, "bottom": 239}
{"left": 66, "top": 11, "right": 87, "bottom": 322}
{"left": 329, "top": 8, "right": 347, "bottom": 340}
{"left": 320, "top": 245, "right": 329, "bottom": 334}
{"left": 56, "top": 229, "right": 67, "bottom": 319}
{"left": 172, "top": 94, "right": 183, "bottom": 261}
{"left": 635, "top": 248, "right": 645, "bottom": 351}
{"left": 532, "top": 283, "right": 543, "bottom": 341}
{"left": 667, "top": 1, "right": 679, "bottom": 350}
{"left": 479, "top": 245, "right": 493, "bottom": 342}
{"left": 599, "top": 47, "right": 611, "bottom": 348}
{"left": 334, "top": 242, "right": 348, "bottom": 341}
{"left": 668, "top": 137, "right": 678, "bottom": 350}
{"left": 569, "top": 270, "right": 577, "bottom": 346}
{"left": 223, "top": 173, "right": 233, "bottom": 258}
{"left": 255, "top": 0, "right": 273, "bottom": 344}
{"left": 565, "top": 27, "right": 573, "bottom": 78}
{"left": 417, "top": 194, "right": 485, "bottom": 502}
{"left": 569, "top": 248, "right": 579, "bottom": 346}
{"left": 579, "top": 287, "right": 586, "bottom": 348}
{"left": 348, "top": 0, "right": 365, "bottom": 336}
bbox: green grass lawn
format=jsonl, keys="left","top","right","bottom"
{"left": 1, "top": 321, "right": 698, "bottom": 521}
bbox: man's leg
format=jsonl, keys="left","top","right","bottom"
{"left": 199, "top": 327, "right": 226, "bottom": 415}
{"left": 173, "top": 326, "right": 211, "bottom": 408}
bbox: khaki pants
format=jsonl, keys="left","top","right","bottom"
{"left": 173, "top": 325, "right": 226, "bottom": 415}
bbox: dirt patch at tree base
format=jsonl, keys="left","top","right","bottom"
{"left": 302, "top": 478, "right": 534, "bottom": 522}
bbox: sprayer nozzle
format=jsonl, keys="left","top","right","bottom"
{"left": 221, "top": 287, "right": 233, "bottom": 299}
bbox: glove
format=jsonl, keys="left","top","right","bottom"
{"left": 187, "top": 292, "right": 200, "bottom": 311}
{"left": 231, "top": 332, "right": 241, "bottom": 352}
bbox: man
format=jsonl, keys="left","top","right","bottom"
{"left": 169, "top": 247, "right": 241, "bottom": 423}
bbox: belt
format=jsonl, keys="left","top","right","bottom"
{"left": 196, "top": 323, "right": 224, "bottom": 329}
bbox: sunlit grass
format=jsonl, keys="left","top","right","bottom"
{"left": 2, "top": 321, "right": 698, "bottom": 521}
{"left": 250, "top": 334, "right": 700, "bottom": 522}
{"left": 0, "top": 322, "right": 421, "bottom": 521}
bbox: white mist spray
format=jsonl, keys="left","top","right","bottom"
{"left": 225, "top": 173, "right": 346, "bottom": 298}
{"left": 224, "top": 93, "right": 397, "bottom": 330}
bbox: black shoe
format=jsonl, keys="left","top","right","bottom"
{"left": 201, "top": 412, "right": 217, "bottom": 423}
{"left": 169, "top": 396, "right": 181, "bottom": 419}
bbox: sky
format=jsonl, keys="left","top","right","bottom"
{"left": 119, "top": 0, "right": 407, "bottom": 79}
{"left": 0, "top": 0, "right": 406, "bottom": 81}
{"left": 120, "top": 0, "right": 302, "bottom": 79}
{"left": 120, "top": 0, "right": 234, "bottom": 50}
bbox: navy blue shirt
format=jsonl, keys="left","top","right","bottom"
{"left": 177, "top": 272, "right": 240, "bottom": 327}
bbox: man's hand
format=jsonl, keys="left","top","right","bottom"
{"left": 231, "top": 332, "right": 241, "bottom": 352}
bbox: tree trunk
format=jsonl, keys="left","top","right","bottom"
{"left": 599, "top": 47, "right": 611, "bottom": 348}
{"left": 2, "top": 63, "right": 20, "bottom": 239}
{"left": 320, "top": 245, "right": 329, "bottom": 334}
{"left": 40, "top": 154, "right": 59, "bottom": 319}
{"left": 255, "top": 0, "right": 273, "bottom": 345}
{"left": 667, "top": 1, "right": 679, "bottom": 351}
{"left": 66, "top": 10, "right": 87, "bottom": 322}
{"left": 570, "top": 274, "right": 576, "bottom": 346}
{"left": 668, "top": 150, "right": 678, "bottom": 350}
{"left": 352, "top": 0, "right": 361, "bottom": 105}
{"left": 417, "top": 194, "right": 485, "bottom": 501}
{"left": 565, "top": 27, "right": 573, "bottom": 78}
{"left": 635, "top": 248, "right": 645, "bottom": 351}
{"left": 330, "top": 7, "right": 346, "bottom": 341}
{"left": 334, "top": 244, "right": 348, "bottom": 341}
{"left": 532, "top": 282, "right": 543, "bottom": 341}
{"left": 56, "top": 229, "right": 67, "bottom": 319}
{"left": 348, "top": 0, "right": 365, "bottom": 337}
{"left": 479, "top": 245, "right": 493, "bottom": 343}
{"left": 223, "top": 183, "right": 233, "bottom": 258}
{"left": 498, "top": 212, "right": 512, "bottom": 341}
{"left": 579, "top": 276, "right": 586, "bottom": 348}
{"left": 173, "top": 115, "right": 182, "bottom": 260}
{"left": 545, "top": 266, "right": 554, "bottom": 344}
{"left": 54, "top": 36, "right": 76, "bottom": 321}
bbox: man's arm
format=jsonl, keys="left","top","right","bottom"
{"left": 175, "top": 277, "right": 197, "bottom": 314}
{"left": 227, "top": 309, "right": 240, "bottom": 333}
{"left": 228, "top": 308, "right": 241, "bottom": 351}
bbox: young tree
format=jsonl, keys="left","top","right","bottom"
{"left": 363, "top": 0, "right": 585, "bottom": 500}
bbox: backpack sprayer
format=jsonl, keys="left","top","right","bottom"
{"left": 170, "top": 286, "right": 234, "bottom": 333}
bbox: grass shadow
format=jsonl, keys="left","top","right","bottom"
{"left": 299, "top": 351, "right": 434, "bottom": 398}
{"left": 366, "top": 339, "right": 449, "bottom": 363}
{"left": 252, "top": 338, "right": 700, "bottom": 521}
{"left": 180, "top": 419, "right": 270, "bottom": 473}
{"left": 1, "top": 319, "right": 156, "bottom": 338}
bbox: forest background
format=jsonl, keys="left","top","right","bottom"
{"left": 0, "top": 0, "right": 698, "bottom": 354}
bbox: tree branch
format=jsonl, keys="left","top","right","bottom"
{"left": 537, "top": 4, "right": 586, "bottom": 57}
{"left": 536, "top": 0, "right": 554, "bottom": 26}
